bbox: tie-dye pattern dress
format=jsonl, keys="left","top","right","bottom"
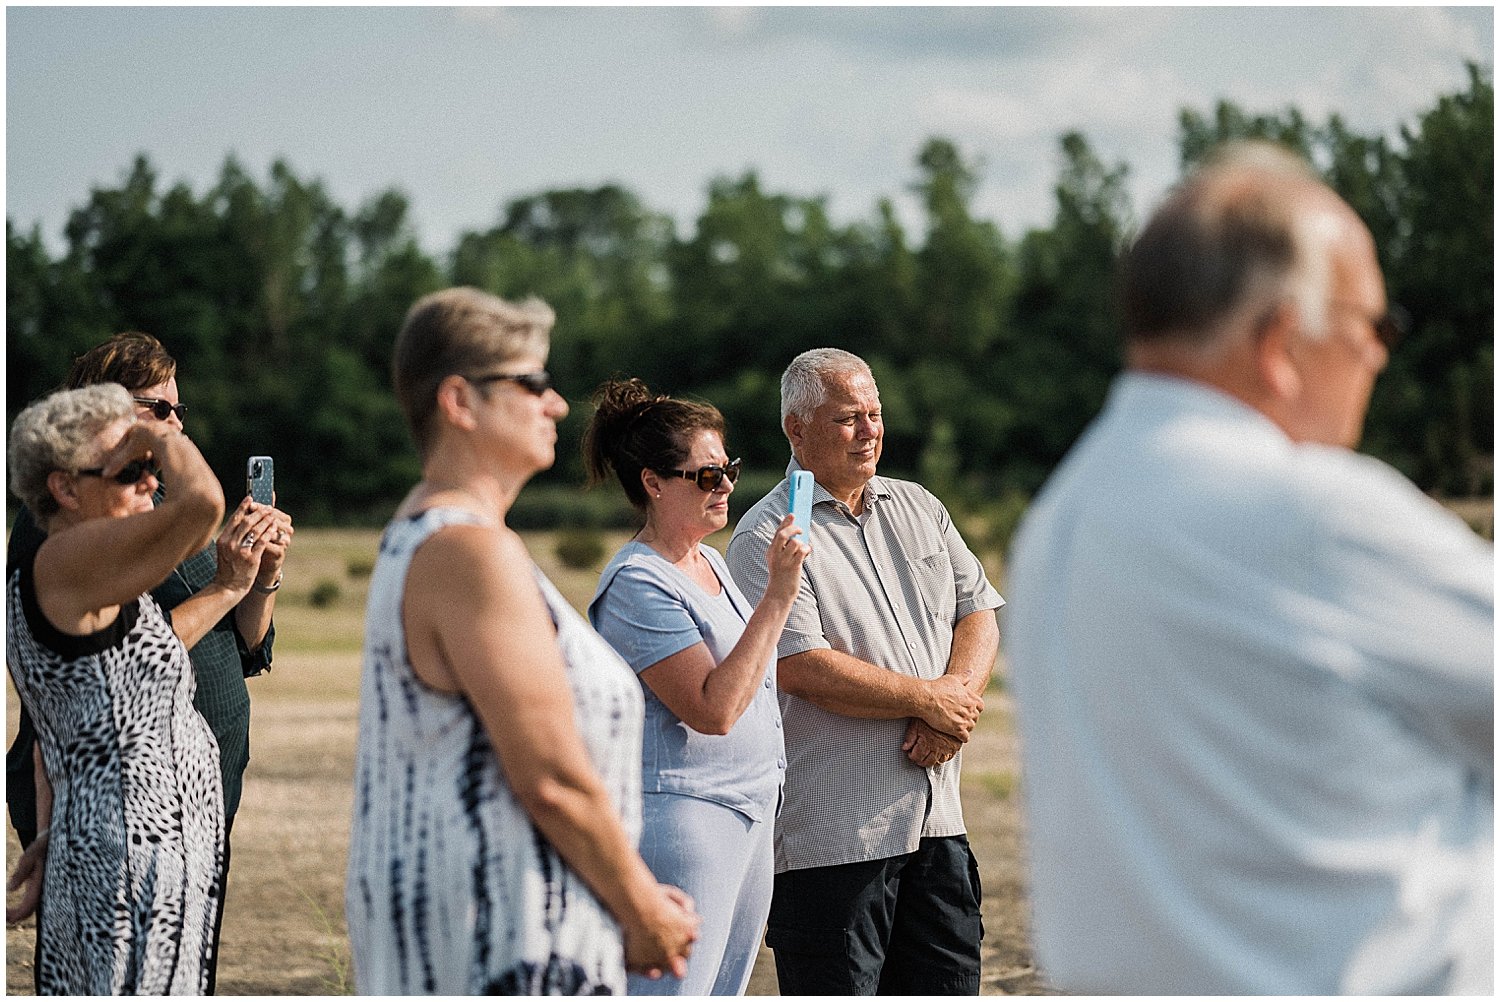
{"left": 346, "top": 507, "right": 644, "bottom": 994}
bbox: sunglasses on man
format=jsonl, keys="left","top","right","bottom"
{"left": 134, "top": 397, "right": 188, "bottom": 422}
{"left": 468, "top": 370, "right": 554, "bottom": 396}
{"left": 76, "top": 458, "right": 162, "bottom": 486}
{"left": 658, "top": 458, "right": 742, "bottom": 492}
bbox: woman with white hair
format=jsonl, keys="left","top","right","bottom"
{"left": 5, "top": 383, "right": 235, "bottom": 994}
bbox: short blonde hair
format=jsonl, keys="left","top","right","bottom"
{"left": 392, "top": 287, "right": 555, "bottom": 456}
{"left": 9, "top": 383, "right": 136, "bottom": 520}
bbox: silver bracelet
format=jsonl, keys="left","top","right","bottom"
{"left": 251, "top": 573, "right": 283, "bottom": 594}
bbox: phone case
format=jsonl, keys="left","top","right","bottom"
{"left": 789, "top": 470, "right": 814, "bottom": 538}
{"left": 248, "top": 456, "right": 275, "bottom": 505}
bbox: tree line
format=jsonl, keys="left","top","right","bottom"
{"left": 8, "top": 64, "right": 1491, "bottom": 532}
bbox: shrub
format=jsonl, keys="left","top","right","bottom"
{"left": 309, "top": 578, "right": 343, "bottom": 608}
{"left": 345, "top": 553, "right": 375, "bottom": 579}
{"left": 555, "top": 528, "right": 607, "bottom": 570}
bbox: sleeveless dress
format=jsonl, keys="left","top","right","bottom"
{"left": 6, "top": 554, "right": 225, "bottom": 995}
{"left": 346, "top": 507, "right": 645, "bottom": 994}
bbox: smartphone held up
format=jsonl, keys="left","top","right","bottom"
{"left": 247, "top": 456, "right": 275, "bottom": 505}
{"left": 788, "top": 470, "right": 814, "bottom": 539}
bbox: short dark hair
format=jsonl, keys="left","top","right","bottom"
{"left": 582, "top": 377, "right": 726, "bottom": 510}
{"left": 66, "top": 331, "right": 176, "bottom": 391}
{"left": 1120, "top": 142, "right": 1325, "bottom": 344}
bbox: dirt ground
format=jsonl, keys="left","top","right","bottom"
{"left": 5, "top": 527, "right": 1055, "bottom": 995}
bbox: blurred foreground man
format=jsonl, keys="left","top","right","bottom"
{"left": 1006, "top": 142, "right": 1492, "bottom": 994}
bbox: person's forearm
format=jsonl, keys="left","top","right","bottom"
{"left": 696, "top": 593, "right": 796, "bottom": 731}
{"left": 946, "top": 610, "right": 999, "bottom": 695}
{"left": 152, "top": 430, "right": 225, "bottom": 556}
{"left": 514, "top": 769, "right": 665, "bottom": 929}
{"left": 33, "top": 744, "right": 51, "bottom": 838}
{"left": 233, "top": 591, "right": 275, "bottom": 651}
{"left": 168, "top": 585, "right": 244, "bottom": 650}
{"left": 779, "top": 648, "right": 937, "bottom": 720}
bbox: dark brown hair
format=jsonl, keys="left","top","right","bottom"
{"left": 582, "top": 378, "right": 725, "bottom": 510}
{"left": 66, "top": 331, "right": 176, "bottom": 391}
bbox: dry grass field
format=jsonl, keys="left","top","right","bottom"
{"left": 5, "top": 526, "right": 1054, "bottom": 995}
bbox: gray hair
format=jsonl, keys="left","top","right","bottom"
{"left": 780, "top": 348, "right": 874, "bottom": 442}
{"left": 8, "top": 383, "right": 136, "bottom": 521}
{"left": 1121, "top": 140, "right": 1337, "bottom": 346}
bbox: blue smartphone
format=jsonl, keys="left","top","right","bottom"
{"left": 788, "top": 470, "right": 814, "bottom": 539}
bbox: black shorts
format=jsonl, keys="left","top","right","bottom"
{"left": 766, "top": 834, "right": 983, "bottom": 995}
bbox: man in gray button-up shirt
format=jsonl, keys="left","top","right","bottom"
{"left": 728, "top": 348, "right": 1004, "bottom": 994}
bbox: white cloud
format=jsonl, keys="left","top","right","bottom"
{"left": 4, "top": 6, "right": 1491, "bottom": 256}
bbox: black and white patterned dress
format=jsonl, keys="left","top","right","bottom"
{"left": 6, "top": 554, "right": 225, "bottom": 995}
{"left": 346, "top": 508, "right": 645, "bottom": 994}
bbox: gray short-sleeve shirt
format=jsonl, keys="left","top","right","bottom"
{"left": 727, "top": 463, "right": 1003, "bottom": 871}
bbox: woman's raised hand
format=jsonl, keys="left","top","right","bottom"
{"left": 213, "top": 496, "right": 276, "bottom": 595}
{"left": 762, "top": 513, "right": 811, "bottom": 604}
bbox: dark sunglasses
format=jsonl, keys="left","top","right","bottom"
{"left": 1328, "top": 301, "right": 1410, "bottom": 351}
{"left": 1373, "top": 304, "right": 1411, "bottom": 351}
{"left": 76, "top": 458, "right": 162, "bottom": 486}
{"left": 659, "top": 458, "right": 742, "bottom": 492}
{"left": 133, "top": 397, "right": 187, "bottom": 422}
{"left": 468, "top": 370, "right": 554, "bottom": 396}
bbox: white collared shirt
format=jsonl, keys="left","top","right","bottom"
{"left": 1006, "top": 372, "right": 1493, "bottom": 994}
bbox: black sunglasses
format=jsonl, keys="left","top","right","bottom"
{"left": 659, "top": 458, "right": 742, "bottom": 492}
{"left": 469, "top": 370, "right": 554, "bottom": 396}
{"left": 133, "top": 397, "right": 187, "bottom": 422}
{"left": 76, "top": 458, "right": 162, "bottom": 486}
{"left": 1328, "top": 301, "right": 1410, "bottom": 351}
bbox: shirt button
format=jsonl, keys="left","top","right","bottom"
{"left": 764, "top": 677, "right": 772, "bottom": 688}
{"left": 777, "top": 759, "right": 786, "bottom": 769}
{"left": 907, "top": 641, "right": 916, "bottom": 651}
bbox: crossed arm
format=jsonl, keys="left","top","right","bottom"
{"left": 902, "top": 611, "right": 999, "bottom": 767}
{"left": 776, "top": 606, "right": 998, "bottom": 752}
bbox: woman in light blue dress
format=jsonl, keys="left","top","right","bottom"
{"left": 345, "top": 290, "right": 699, "bottom": 995}
{"left": 583, "top": 378, "right": 809, "bottom": 995}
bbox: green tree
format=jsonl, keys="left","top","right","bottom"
{"left": 1374, "top": 62, "right": 1493, "bottom": 494}
{"left": 997, "top": 132, "right": 1131, "bottom": 492}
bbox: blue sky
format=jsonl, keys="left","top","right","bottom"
{"left": 6, "top": 6, "right": 1493, "bottom": 255}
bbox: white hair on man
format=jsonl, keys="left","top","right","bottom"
{"left": 779, "top": 348, "right": 875, "bottom": 444}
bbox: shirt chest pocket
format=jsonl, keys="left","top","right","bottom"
{"left": 911, "top": 551, "right": 957, "bottom": 626}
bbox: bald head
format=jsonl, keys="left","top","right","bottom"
{"left": 1121, "top": 141, "right": 1363, "bottom": 349}
{"left": 1122, "top": 141, "right": 1390, "bottom": 449}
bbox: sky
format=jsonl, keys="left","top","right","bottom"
{"left": 5, "top": 6, "right": 1494, "bottom": 256}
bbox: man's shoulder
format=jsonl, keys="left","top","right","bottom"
{"left": 871, "top": 475, "right": 950, "bottom": 521}
{"left": 1292, "top": 445, "right": 1482, "bottom": 556}
{"left": 729, "top": 478, "right": 792, "bottom": 543}
{"left": 873, "top": 475, "right": 942, "bottom": 505}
